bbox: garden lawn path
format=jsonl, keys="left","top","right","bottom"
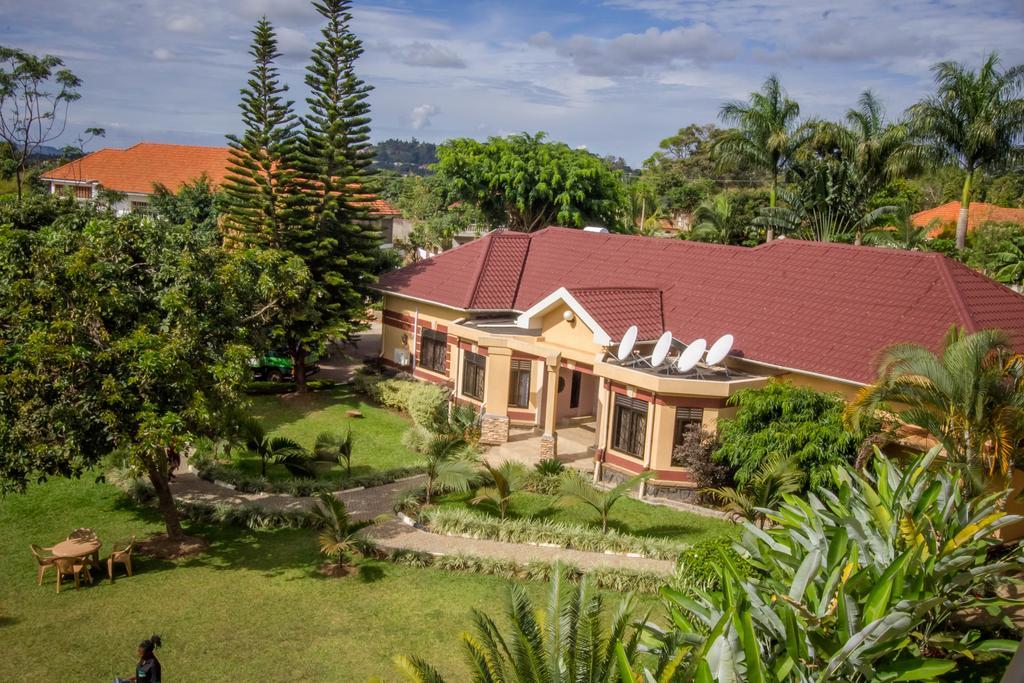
{"left": 170, "top": 473, "right": 675, "bottom": 574}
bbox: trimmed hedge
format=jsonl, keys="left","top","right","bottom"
{"left": 197, "top": 463, "right": 425, "bottom": 497}
{"left": 372, "top": 378, "right": 449, "bottom": 432}
{"left": 384, "top": 549, "right": 668, "bottom": 593}
{"left": 422, "top": 506, "right": 692, "bottom": 561}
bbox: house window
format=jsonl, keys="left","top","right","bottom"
{"left": 419, "top": 328, "right": 446, "bottom": 374}
{"left": 461, "top": 351, "right": 486, "bottom": 401}
{"left": 508, "top": 359, "right": 531, "bottom": 408}
{"left": 673, "top": 407, "right": 704, "bottom": 446}
{"left": 612, "top": 395, "right": 648, "bottom": 458}
{"left": 130, "top": 201, "right": 149, "bottom": 215}
{"left": 74, "top": 185, "right": 92, "bottom": 199}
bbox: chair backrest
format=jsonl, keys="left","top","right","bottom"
{"left": 29, "top": 544, "right": 52, "bottom": 562}
{"left": 68, "top": 527, "right": 97, "bottom": 540}
{"left": 114, "top": 535, "right": 136, "bottom": 554}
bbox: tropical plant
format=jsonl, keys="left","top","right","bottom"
{"left": 714, "top": 75, "right": 813, "bottom": 240}
{"left": 394, "top": 567, "right": 643, "bottom": 682}
{"left": 703, "top": 453, "right": 804, "bottom": 527}
{"left": 862, "top": 206, "right": 930, "bottom": 250}
{"left": 422, "top": 435, "right": 477, "bottom": 505}
{"left": 557, "top": 470, "right": 653, "bottom": 534}
{"left": 534, "top": 458, "right": 565, "bottom": 476}
{"left": 670, "top": 424, "right": 733, "bottom": 499}
{"left": 309, "top": 491, "right": 374, "bottom": 570}
{"left": 241, "top": 416, "right": 310, "bottom": 477}
{"left": 716, "top": 381, "right": 872, "bottom": 490}
{"left": 442, "top": 403, "right": 482, "bottom": 445}
{"left": 847, "top": 325, "right": 1024, "bottom": 484}
{"left": 314, "top": 429, "right": 354, "bottom": 477}
{"left": 993, "top": 240, "right": 1024, "bottom": 286}
{"left": 629, "top": 448, "right": 1024, "bottom": 682}
{"left": 689, "top": 193, "right": 745, "bottom": 244}
{"left": 905, "top": 53, "right": 1024, "bottom": 250}
{"left": 471, "top": 460, "right": 528, "bottom": 520}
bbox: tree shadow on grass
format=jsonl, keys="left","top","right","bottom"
{"left": 0, "top": 615, "right": 18, "bottom": 630}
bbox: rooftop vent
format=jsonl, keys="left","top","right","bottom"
{"left": 583, "top": 226, "right": 609, "bottom": 233}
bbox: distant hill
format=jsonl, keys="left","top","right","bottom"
{"left": 372, "top": 138, "right": 437, "bottom": 175}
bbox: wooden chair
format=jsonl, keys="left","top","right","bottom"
{"left": 67, "top": 527, "right": 97, "bottom": 540}
{"left": 107, "top": 536, "right": 136, "bottom": 584}
{"left": 29, "top": 544, "right": 56, "bottom": 586}
{"left": 53, "top": 556, "right": 92, "bottom": 593}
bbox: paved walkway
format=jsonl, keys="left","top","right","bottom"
{"left": 170, "top": 473, "right": 674, "bottom": 574}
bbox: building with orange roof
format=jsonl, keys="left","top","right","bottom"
{"left": 41, "top": 142, "right": 403, "bottom": 242}
{"left": 912, "top": 201, "right": 1024, "bottom": 238}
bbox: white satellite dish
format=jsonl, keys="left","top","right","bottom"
{"left": 675, "top": 338, "right": 707, "bottom": 373}
{"left": 616, "top": 325, "right": 638, "bottom": 362}
{"left": 705, "top": 334, "right": 734, "bottom": 366}
{"left": 650, "top": 331, "right": 673, "bottom": 367}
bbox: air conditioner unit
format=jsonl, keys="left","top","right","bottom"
{"left": 394, "top": 349, "right": 411, "bottom": 367}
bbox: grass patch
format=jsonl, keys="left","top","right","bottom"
{"left": 0, "top": 475, "right": 544, "bottom": 681}
{"left": 237, "top": 386, "right": 420, "bottom": 481}
{"left": 434, "top": 489, "right": 735, "bottom": 543}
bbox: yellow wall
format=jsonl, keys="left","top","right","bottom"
{"left": 778, "top": 372, "right": 861, "bottom": 401}
{"left": 539, "top": 305, "right": 604, "bottom": 361}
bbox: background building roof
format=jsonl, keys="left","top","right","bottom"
{"left": 378, "top": 228, "right": 1024, "bottom": 384}
{"left": 912, "top": 201, "right": 1024, "bottom": 237}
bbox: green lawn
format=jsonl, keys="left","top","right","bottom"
{"left": 237, "top": 387, "right": 421, "bottom": 481}
{"left": 436, "top": 489, "right": 736, "bottom": 542}
{"left": 0, "top": 475, "right": 544, "bottom": 681}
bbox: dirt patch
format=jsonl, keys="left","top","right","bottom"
{"left": 318, "top": 562, "right": 356, "bottom": 578}
{"left": 137, "top": 533, "right": 209, "bottom": 560}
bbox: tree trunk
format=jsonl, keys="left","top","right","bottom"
{"left": 956, "top": 171, "right": 972, "bottom": 251}
{"left": 145, "top": 455, "right": 184, "bottom": 540}
{"left": 766, "top": 172, "right": 777, "bottom": 242}
{"left": 292, "top": 346, "right": 308, "bottom": 393}
{"left": 15, "top": 169, "right": 23, "bottom": 202}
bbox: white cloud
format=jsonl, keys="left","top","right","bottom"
{"left": 409, "top": 103, "right": 439, "bottom": 130}
{"left": 379, "top": 41, "right": 466, "bottom": 69}
{"left": 152, "top": 48, "right": 174, "bottom": 61}
{"left": 166, "top": 15, "right": 203, "bottom": 33}
{"left": 275, "top": 26, "right": 309, "bottom": 61}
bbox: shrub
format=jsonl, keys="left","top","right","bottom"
{"left": 522, "top": 471, "right": 563, "bottom": 495}
{"left": 534, "top": 458, "right": 565, "bottom": 476}
{"left": 671, "top": 424, "right": 733, "bottom": 502}
{"left": 422, "top": 506, "right": 690, "bottom": 560}
{"left": 107, "top": 466, "right": 155, "bottom": 503}
{"left": 177, "top": 500, "right": 312, "bottom": 530}
{"left": 673, "top": 535, "right": 748, "bottom": 592}
{"left": 405, "top": 382, "right": 449, "bottom": 432}
{"left": 400, "top": 425, "right": 431, "bottom": 453}
{"left": 350, "top": 366, "right": 383, "bottom": 398}
{"left": 374, "top": 378, "right": 416, "bottom": 410}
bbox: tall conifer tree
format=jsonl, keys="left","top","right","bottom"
{"left": 222, "top": 17, "right": 301, "bottom": 248}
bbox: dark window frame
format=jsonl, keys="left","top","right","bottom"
{"left": 672, "top": 407, "right": 704, "bottom": 447}
{"left": 461, "top": 350, "right": 486, "bottom": 401}
{"left": 508, "top": 359, "right": 532, "bottom": 408}
{"left": 419, "top": 328, "right": 447, "bottom": 374}
{"left": 611, "top": 395, "right": 648, "bottom": 458}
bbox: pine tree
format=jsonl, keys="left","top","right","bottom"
{"left": 287, "top": 0, "right": 378, "bottom": 391}
{"left": 222, "top": 17, "right": 301, "bottom": 248}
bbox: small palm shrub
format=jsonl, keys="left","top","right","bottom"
{"left": 314, "top": 429, "right": 354, "bottom": 477}
{"left": 703, "top": 452, "right": 804, "bottom": 527}
{"left": 534, "top": 458, "right": 565, "bottom": 476}
{"left": 422, "top": 435, "right": 478, "bottom": 504}
{"left": 471, "top": 460, "right": 528, "bottom": 520}
{"left": 309, "top": 492, "right": 375, "bottom": 571}
{"left": 558, "top": 470, "right": 653, "bottom": 533}
{"left": 241, "top": 416, "right": 311, "bottom": 477}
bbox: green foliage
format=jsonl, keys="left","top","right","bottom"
{"left": 688, "top": 192, "right": 749, "bottom": 245}
{"left": 672, "top": 535, "right": 749, "bottom": 593}
{"left": 848, "top": 325, "right": 1024, "bottom": 484}
{"left": 309, "top": 491, "right": 375, "bottom": 568}
{"left": 149, "top": 176, "right": 221, "bottom": 237}
{"left": 401, "top": 425, "right": 431, "bottom": 453}
{"left": 314, "top": 429, "right": 354, "bottom": 476}
{"left": 197, "top": 461, "right": 424, "bottom": 496}
{"left": 395, "top": 568, "right": 643, "bottom": 682}
{"left": 423, "top": 505, "right": 690, "bottom": 560}
{"left": 177, "top": 499, "right": 312, "bottom": 530}
{"left": 629, "top": 448, "right": 1024, "bottom": 682}
{"left": 471, "top": 460, "right": 528, "bottom": 520}
{"left": 704, "top": 453, "right": 804, "bottom": 527}
{"left": 558, "top": 470, "right": 654, "bottom": 534}
{"left": 241, "top": 416, "right": 310, "bottom": 477}
{"left": 534, "top": 458, "right": 565, "bottom": 476}
{"left": 967, "top": 221, "right": 1024, "bottom": 286}
{"left": 422, "top": 435, "right": 478, "bottom": 504}
{"left": 405, "top": 382, "right": 450, "bottom": 433}
{"left": 715, "top": 381, "right": 867, "bottom": 490}
{"left": 435, "top": 131, "right": 626, "bottom": 231}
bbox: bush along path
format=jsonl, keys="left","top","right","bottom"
{"left": 168, "top": 473, "right": 675, "bottom": 574}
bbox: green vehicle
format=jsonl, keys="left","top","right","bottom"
{"left": 251, "top": 349, "right": 320, "bottom": 382}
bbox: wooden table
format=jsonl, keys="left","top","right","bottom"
{"left": 52, "top": 537, "right": 102, "bottom": 565}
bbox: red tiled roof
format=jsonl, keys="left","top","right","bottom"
{"left": 377, "top": 228, "right": 1024, "bottom": 384}
{"left": 912, "top": 201, "right": 1024, "bottom": 238}
{"left": 569, "top": 287, "right": 664, "bottom": 342}
{"left": 42, "top": 142, "right": 400, "bottom": 216}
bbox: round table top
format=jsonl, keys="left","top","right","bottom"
{"left": 52, "top": 537, "right": 101, "bottom": 558}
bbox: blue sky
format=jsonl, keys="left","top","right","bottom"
{"left": 3, "top": 0, "right": 1024, "bottom": 165}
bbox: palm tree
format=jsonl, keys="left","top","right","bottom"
{"left": 847, "top": 326, "right": 1024, "bottom": 484}
{"left": 309, "top": 492, "right": 375, "bottom": 571}
{"left": 471, "top": 460, "right": 528, "bottom": 520}
{"left": 862, "top": 207, "right": 930, "bottom": 250}
{"left": 422, "top": 435, "right": 477, "bottom": 505}
{"left": 755, "top": 180, "right": 895, "bottom": 243}
{"left": 816, "top": 90, "right": 911, "bottom": 190}
{"left": 314, "top": 430, "right": 354, "bottom": 477}
{"left": 714, "top": 74, "right": 812, "bottom": 241}
{"left": 689, "top": 193, "right": 741, "bottom": 244}
{"left": 904, "top": 53, "right": 1024, "bottom": 250}
{"left": 241, "top": 416, "right": 310, "bottom": 477}
{"left": 704, "top": 453, "right": 804, "bottom": 528}
{"left": 395, "top": 568, "right": 640, "bottom": 683}
{"left": 557, "top": 471, "right": 652, "bottom": 534}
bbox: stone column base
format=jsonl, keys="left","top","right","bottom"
{"left": 539, "top": 434, "right": 558, "bottom": 459}
{"left": 480, "top": 413, "right": 510, "bottom": 444}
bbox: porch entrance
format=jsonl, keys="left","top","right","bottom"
{"left": 556, "top": 367, "right": 598, "bottom": 426}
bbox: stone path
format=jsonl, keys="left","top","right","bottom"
{"left": 170, "top": 473, "right": 675, "bottom": 574}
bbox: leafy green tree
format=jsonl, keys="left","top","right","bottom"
{"left": 847, "top": 326, "right": 1024, "bottom": 484}
{"left": 905, "top": 53, "right": 1024, "bottom": 250}
{"left": 688, "top": 192, "right": 746, "bottom": 244}
{"left": 967, "top": 220, "right": 1024, "bottom": 284}
{"left": 0, "top": 46, "right": 84, "bottom": 199}
{"left": 222, "top": 17, "right": 302, "bottom": 249}
{"left": 714, "top": 75, "right": 813, "bottom": 240}
{"left": 632, "top": 448, "right": 1022, "bottom": 682}
{"left": 0, "top": 198, "right": 306, "bottom": 539}
{"left": 862, "top": 206, "right": 930, "bottom": 251}
{"left": 309, "top": 492, "right": 374, "bottom": 571}
{"left": 314, "top": 429, "right": 354, "bottom": 477}
{"left": 715, "top": 381, "right": 871, "bottom": 490}
{"left": 434, "top": 132, "right": 625, "bottom": 232}
{"left": 395, "top": 568, "right": 641, "bottom": 683}
{"left": 149, "top": 176, "right": 220, "bottom": 236}
{"left": 288, "top": 0, "right": 380, "bottom": 391}
{"left": 557, "top": 470, "right": 652, "bottom": 534}
{"left": 704, "top": 453, "right": 804, "bottom": 528}
{"left": 471, "top": 460, "right": 528, "bottom": 520}
{"left": 422, "top": 435, "right": 477, "bottom": 504}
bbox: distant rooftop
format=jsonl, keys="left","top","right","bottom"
{"left": 913, "top": 201, "right": 1024, "bottom": 237}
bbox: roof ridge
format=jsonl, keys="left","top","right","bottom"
{"left": 467, "top": 232, "right": 501, "bottom": 309}
{"left": 933, "top": 255, "right": 979, "bottom": 332}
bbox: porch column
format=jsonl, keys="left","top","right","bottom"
{"left": 540, "top": 355, "right": 560, "bottom": 458}
{"left": 480, "top": 347, "right": 511, "bottom": 444}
